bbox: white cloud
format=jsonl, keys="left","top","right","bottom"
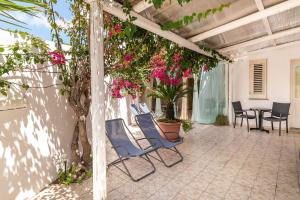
{"left": 12, "top": 12, "right": 69, "bottom": 29}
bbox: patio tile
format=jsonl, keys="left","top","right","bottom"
{"left": 225, "top": 183, "right": 252, "bottom": 200}
{"left": 33, "top": 125, "right": 300, "bottom": 200}
{"left": 198, "top": 192, "right": 223, "bottom": 200}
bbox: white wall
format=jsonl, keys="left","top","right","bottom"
{"left": 0, "top": 31, "right": 134, "bottom": 200}
{"left": 229, "top": 43, "right": 300, "bottom": 128}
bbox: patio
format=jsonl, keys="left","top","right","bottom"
{"left": 2, "top": 1, "right": 300, "bottom": 199}
{"left": 34, "top": 124, "right": 300, "bottom": 200}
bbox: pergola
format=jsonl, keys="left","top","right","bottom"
{"left": 85, "top": 0, "right": 300, "bottom": 199}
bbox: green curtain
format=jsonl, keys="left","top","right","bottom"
{"left": 198, "top": 63, "right": 226, "bottom": 124}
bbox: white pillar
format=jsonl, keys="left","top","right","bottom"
{"left": 155, "top": 79, "right": 163, "bottom": 117}
{"left": 180, "top": 77, "right": 188, "bottom": 120}
{"left": 87, "top": 0, "right": 107, "bottom": 199}
{"left": 191, "top": 74, "right": 199, "bottom": 122}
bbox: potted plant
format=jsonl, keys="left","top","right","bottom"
{"left": 148, "top": 53, "right": 192, "bottom": 141}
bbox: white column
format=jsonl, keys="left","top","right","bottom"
{"left": 191, "top": 74, "right": 199, "bottom": 122}
{"left": 155, "top": 79, "right": 163, "bottom": 117}
{"left": 88, "top": 0, "right": 107, "bottom": 199}
{"left": 180, "top": 77, "right": 188, "bottom": 120}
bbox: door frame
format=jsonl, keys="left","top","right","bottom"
{"left": 290, "top": 59, "right": 300, "bottom": 128}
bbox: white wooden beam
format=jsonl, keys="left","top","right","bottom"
{"left": 189, "top": 0, "right": 300, "bottom": 42}
{"left": 254, "top": 0, "right": 276, "bottom": 46}
{"left": 133, "top": 1, "right": 153, "bottom": 13}
{"left": 102, "top": 1, "right": 212, "bottom": 57}
{"left": 219, "top": 26, "right": 300, "bottom": 52}
{"left": 87, "top": 0, "right": 107, "bottom": 200}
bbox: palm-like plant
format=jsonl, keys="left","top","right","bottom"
{"left": 149, "top": 83, "right": 191, "bottom": 120}
{"left": 0, "top": 0, "right": 45, "bottom": 28}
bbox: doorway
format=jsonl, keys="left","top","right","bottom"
{"left": 290, "top": 59, "right": 300, "bottom": 128}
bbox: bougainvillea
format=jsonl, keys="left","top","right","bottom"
{"left": 49, "top": 51, "right": 66, "bottom": 65}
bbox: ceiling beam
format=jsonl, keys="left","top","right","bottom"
{"left": 254, "top": 0, "right": 276, "bottom": 46}
{"left": 102, "top": 1, "right": 213, "bottom": 57}
{"left": 189, "top": 0, "right": 300, "bottom": 42}
{"left": 219, "top": 26, "right": 300, "bottom": 52}
{"left": 133, "top": 1, "right": 153, "bottom": 13}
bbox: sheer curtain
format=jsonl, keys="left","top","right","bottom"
{"left": 191, "top": 73, "right": 200, "bottom": 122}
{"left": 197, "top": 63, "right": 226, "bottom": 124}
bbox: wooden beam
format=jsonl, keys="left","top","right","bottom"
{"left": 133, "top": 1, "right": 153, "bottom": 13}
{"left": 219, "top": 26, "right": 300, "bottom": 52}
{"left": 102, "top": 1, "right": 212, "bottom": 57}
{"left": 87, "top": 0, "right": 107, "bottom": 200}
{"left": 254, "top": 0, "right": 276, "bottom": 46}
{"left": 189, "top": 0, "right": 300, "bottom": 42}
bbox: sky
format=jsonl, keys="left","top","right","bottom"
{"left": 1, "top": 1, "right": 72, "bottom": 44}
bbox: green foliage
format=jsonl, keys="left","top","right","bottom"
{"left": 145, "top": 0, "right": 192, "bottom": 9}
{"left": 0, "top": 31, "right": 49, "bottom": 93}
{"left": 215, "top": 114, "right": 229, "bottom": 126}
{"left": 181, "top": 120, "right": 193, "bottom": 133}
{"left": 161, "top": 3, "right": 231, "bottom": 31}
{"left": 0, "top": 0, "right": 46, "bottom": 28}
{"left": 148, "top": 83, "right": 191, "bottom": 104}
{"left": 57, "top": 163, "right": 92, "bottom": 185}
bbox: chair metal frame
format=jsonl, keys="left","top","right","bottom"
{"left": 232, "top": 101, "right": 257, "bottom": 132}
{"left": 105, "top": 118, "right": 156, "bottom": 182}
{"left": 263, "top": 102, "right": 290, "bottom": 136}
{"left": 135, "top": 113, "right": 183, "bottom": 168}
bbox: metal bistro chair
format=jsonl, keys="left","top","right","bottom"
{"left": 232, "top": 101, "right": 257, "bottom": 132}
{"left": 263, "top": 102, "right": 290, "bottom": 136}
{"left": 105, "top": 118, "right": 156, "bottom": 182}
{"left": 135, "top": 113, "right": 183, "bottom": 168}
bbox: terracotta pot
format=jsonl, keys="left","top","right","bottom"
{"left": 157, "top": 121, "right": 181, "bottom": 142}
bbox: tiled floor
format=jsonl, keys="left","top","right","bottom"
{"left": 34, "top": 124, "right": 300, "bottom": 200}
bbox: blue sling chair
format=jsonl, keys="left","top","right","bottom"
{"left": 135, "top": 113, "right": 183, "bottom": 168}
{"left": 130, "top": 103, "right": 142, "bottom": 116}
{"left": 105, "top": 118, "right": 156, "bottom": 182}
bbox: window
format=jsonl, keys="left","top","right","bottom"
{"left": 249, "top": 59, "right": 267, "bottom": 99}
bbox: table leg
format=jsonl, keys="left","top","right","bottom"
{"left": 259, "top": 111, "right": 269, "bottom": 133}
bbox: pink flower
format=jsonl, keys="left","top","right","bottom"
{"left": 151, "top": 54, "right": 166, "bottom": 69}
{"left": 49, "top": 51, "right": 66, "bottom": 65}
{"left": 183, "top": 68, "right": 191, "bottom": 78}
{"left": 151, "top": 66, "right": 167, "bottom": 81}
{"left": 125, "top": 80, "right": 132, "bottom": 88}
{"left": 203, "top": 64, "right": 208, "bottom": 72}
{"left": 173, "top": 53, "right": 182, "bottom": 62}
{"left": 124, "top": 54, "right": 134, "bottom": 63}
{"left": 108, "top": 30, "right": 113, "bottom": 37}
{"left": 115, "top": 24, "right": 122, "bottom": 33}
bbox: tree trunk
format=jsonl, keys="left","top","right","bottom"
{"left": 71, "top": 121, "right": 81, "bottom": 164}
{"left": 78, "top": 117, "right": 92, "bottom": 166}
{"left": 166, "top": 102, "right": 175, "bottom": 120}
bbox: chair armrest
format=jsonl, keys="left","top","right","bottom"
{"left": 136, "top": 138, "right": 148, "bottom": 141}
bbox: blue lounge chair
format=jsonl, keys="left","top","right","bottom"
{"left": 105, "top": 118, "right": 156, "bottom": 181}
{"left": 130, "top": 103, "right": 142, "bottom": 116}
{"left": 135, "top": 113, "right": 183, "bottom": 167}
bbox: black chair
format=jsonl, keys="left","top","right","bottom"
{"left": 232, "top": 101, "right": 257, "bottom": 132}
{"left": 263, "top": 102, "right": 290, "bottom": 136}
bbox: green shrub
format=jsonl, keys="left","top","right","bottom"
{"left": 182, "top": 120, "right": 193, "bottom": 133}
{"left": 215, "top": 114, "right": 229, "bottom": 126}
